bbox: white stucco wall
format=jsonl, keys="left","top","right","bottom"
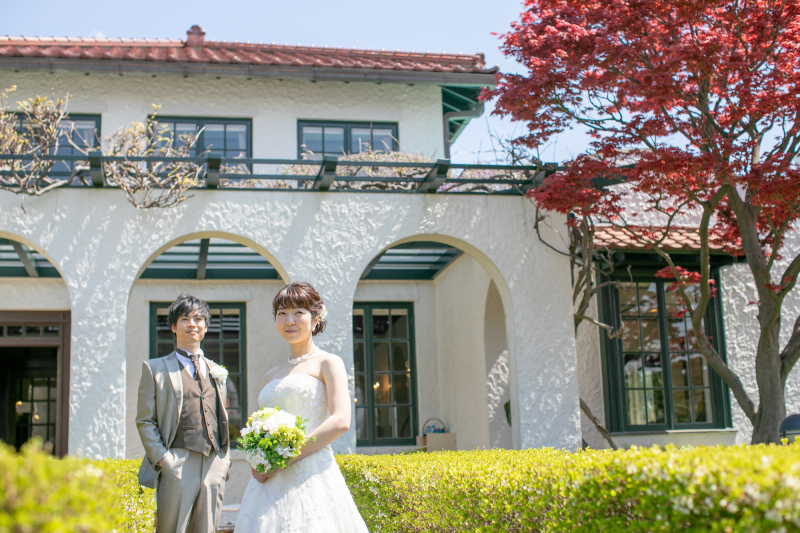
{"left": 485, "top": 280, "right": 512, "bottom": 449}
{"left": 0, "top": 187, "right": 579, "bottom": 458}
{"left": 0, "top": 277, "right": 71, "bottom": 309}
{"left": 434, "top": 254, "right": 492, "bottom": 450}
{"left": 0, "top": 69, "right": 445, "bottom": 159}
{"left": 720, "top": 229, "right": 800, "bottom": 444}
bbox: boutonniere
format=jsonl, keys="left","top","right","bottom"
{"left": 209, "top": 365, "right": 228, "bottom": 385}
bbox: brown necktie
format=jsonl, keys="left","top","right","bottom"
{"left": 189, "top": 353, "right": 204, "bottom": 384}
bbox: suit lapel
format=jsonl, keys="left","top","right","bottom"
{"left": 164, "top": 352, "right": 183, "bottom": 418}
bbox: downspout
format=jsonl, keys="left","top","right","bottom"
{"left": 443, "top": 102, "right": 485, "bottom": 159}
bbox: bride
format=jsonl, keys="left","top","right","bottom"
{"left": 234, "top": 281, "right": 369, "bottom": 532}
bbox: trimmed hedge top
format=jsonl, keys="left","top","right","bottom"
{"left": 337, "top": 444, "right": 800, "bottom": 532}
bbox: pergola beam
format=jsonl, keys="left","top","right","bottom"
{"left": 196, "top": 238, "right": 210, "bottom": 279}
{"left": 11, "top": 241, "right": 38, "bottom": 277}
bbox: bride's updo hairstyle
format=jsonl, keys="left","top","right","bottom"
{"left": 272, "top": 281, "right": 327, "bottom": 336}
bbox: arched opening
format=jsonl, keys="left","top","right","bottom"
{"left": 353, "top": 237, "right": 512, "bottom": 453}
{"left": 124, "top": 233, "right": 288, "bottom": 477}
{"left": 0, "top": 235, "right": 71, "bottom": 456}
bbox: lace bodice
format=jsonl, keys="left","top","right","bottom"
{"left": 258, "top": 373, "right": 329, "bottom": 434}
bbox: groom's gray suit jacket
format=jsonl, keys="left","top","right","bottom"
{"left": 136, "top": 351, "right": 230, "bottom": 488}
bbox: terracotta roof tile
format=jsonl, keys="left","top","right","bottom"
{"left": 593, "top": 226, "right": 738, "bottom": 252}
{"left": 0, "top": 33, "right": 496, "bottom": 75}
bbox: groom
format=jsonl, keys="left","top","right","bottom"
{"left": 137, "top": 293, "right": 232, "bottom": 533}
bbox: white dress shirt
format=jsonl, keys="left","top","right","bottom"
{"left": 175, "top": 347, "right": 208, "bottom": 379}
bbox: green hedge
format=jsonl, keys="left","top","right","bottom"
{"left": 337, "top": 444, "right": 800, "bottom": 532}
{"left": 0, "top": 440, "right": 154, "bottom": 533}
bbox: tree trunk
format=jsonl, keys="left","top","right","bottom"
{"left": 751, "top": 311, "right": 786, "bottom": 444}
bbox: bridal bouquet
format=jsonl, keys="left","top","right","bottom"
{"left": 238, "top": 407, "right": 313, "bottom": 473}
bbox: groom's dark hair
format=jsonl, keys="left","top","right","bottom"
{"left": 168, "top": 293, "right": 211, "bottom": 330}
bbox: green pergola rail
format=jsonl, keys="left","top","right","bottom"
{"left": 0, "top": 153, "right": 558, "bottom": 195}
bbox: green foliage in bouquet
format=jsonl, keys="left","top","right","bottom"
{"left": 337, "top": 443, "right": 800, "bottom": 532}
{"left": 0, "top": 439, "right": 155, "bottom": 533}
{"left": 238, "top": 407, "right": 314, "bottom": 474}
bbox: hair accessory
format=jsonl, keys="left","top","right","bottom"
{"left": 318, "top": 304, "right": 328, "bottom": 322}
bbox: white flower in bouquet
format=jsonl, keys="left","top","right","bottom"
{"left": 237, "top": 406, "right": 314, "bottom": 474}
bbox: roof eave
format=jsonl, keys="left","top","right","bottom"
{"left": 0, "top": 57, "right": 498, "bottom": 88}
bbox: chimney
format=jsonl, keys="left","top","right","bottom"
{"left": 187, "top": 25, "right": 205, "bottom": 48}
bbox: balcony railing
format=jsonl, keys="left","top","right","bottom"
{"left": 0, "top": 153, "right": 556, "bottom": 195}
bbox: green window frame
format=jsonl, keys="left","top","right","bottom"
{"left": 599, "top": 271, "right": 732, "bottom": 433}
{"left": 151, "top": 116, "right": 252, "bottom": 159}
{"left": 298, "top": 120, "right": 398, "bottom": 158}
{"left": 149, "top": 302, "right": 247, "bottom": 447}
{"left": 353, "top": 303, "right": 418, "bottom": 446}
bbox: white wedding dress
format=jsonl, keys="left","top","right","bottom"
{"left": 233, "top": 373, "right": 369, "bottom": 533}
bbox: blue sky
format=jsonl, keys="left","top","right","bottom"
{"left": 0, "top": 0, "right": 591, "bottom": 163}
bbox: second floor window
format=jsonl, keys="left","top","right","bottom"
{"left": 154, "top": 117, "right": 251, "bottom": 160}
{"left": 13, "top": 114, "right": 100, "bottom": 176}
{"left": 298, "top": 121, "right": 398, "bottom": 158}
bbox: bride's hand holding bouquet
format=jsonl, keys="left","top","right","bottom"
{"left": 238, "top": 406, "right": 315, "bottom": 482}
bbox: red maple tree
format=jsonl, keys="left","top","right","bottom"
{"left": 488, "top": 0, "right": 800, "bottom": 443}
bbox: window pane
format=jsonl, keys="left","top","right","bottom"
{"left": 223, "top": 344, "right": 240, "bottom": 373}
{"left": 372, "top": 310, "right": 390, "bottom": 339}
{"left": 353, "top": 310, "right": 364, "bottom": 340}
{"left": 354, "top": 343, "right": 365, "bottom": 373}
{"left": 324, "top": 127, "right": 344, "bottom": 156}
{"left": 226, "top": 124, "right": 247, "bottom": 151}
{"left": 374, "top": 342, "right": 390, "bottom": 372}
{"left": 47, "top": 400, "right": 57, "bottom": 424}
{"left": 205, "top": 314, "right": 221, "bottom": 341}
{"left": 175, "top": 123, "right": 197, "bottom": 150}
{"left": 351, "top": 128, "right": 371, "bottom": 153}
{"left": 671, "top": 353, "right": 689, "bottom": 387}
{"left": 355, "top": 375, "right": 365, "bottom": 404}
{"left": 43, "top": 325, "right": 59, "bottom": 338}
{"left": 202, "top": 341, "right": 221, "bottom": 362}
{"left": 356, "top": 408, "right": 367, "bottom": 439}
{"left": 372, "top": 128, "right": 394, "bottom": 152}
{"left": 374, "top": 374, "right": 391, "bottom": 405}
{"left": 638, "top": 283, "right": 659, "bottom": 316}
{"left": 693, "top": 388, "right": 712, "bottom": 423}
{"left": 618, "top": 284, "right": 639, "bottom": 316}
{"left": 689, "top": 353, "right": 709, "bottom": 387}
{"left": 392, "top": 342, "right": 409, "bottom": 372}
{"left": 673, "top": 390, "right": 692, "bottom": 423}
{"left": 204, "top": 124, "right": 225, "bottom": 154}
{"left": 626, "top": 390, "right": 646, "bottom": 425}
{"left": 25, "top": 326, "right": 41, "bottom": 338}
{"left": 640, "top": 319, "right": 661, "bottom": 351}
{"left": 668, "top": 319, "right": 691, "bottom": 352}
{"left": 623, "top": 353, "right": 643, "bottom": 388}
{"left": 621, "top": 318, "right": 641, "bottom": 352}
{"left": 302, "top": 126, "right": 323, "bottom": 154}
{"left": 665, "top": 286, "right": 687, "bottom": 315}
{"left": 7, "top": 325, "right": 22, "bottom": 337}
{"left": 375, "top": 407, "right": 393, "bottom": 438}
{"left": 643, "top": 353, "right": 663, "bottom": 388}
{"left": 396, "top": 406, "right": 412, "bottom": 438}
{"left": 647, "top": 389, "right": 665, "bottom": 424}
{"left": 391, "top": 309, "right": 408, "bottom": 339}
{"left": 393, "top": 374, "right": 410, "bottom": 404}
{"left": 33, "top": 380, "right": 49, "bottom": 400}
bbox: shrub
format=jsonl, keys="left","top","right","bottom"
{"left": 0, "top": 441, "right": 154, "bottom": 533}
{"left": 337, "top": 444, "right": 800, "bottom": 532}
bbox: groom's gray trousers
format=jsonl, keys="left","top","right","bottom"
{"left": 156, "top": 448, "right": 229, "bottom": 533}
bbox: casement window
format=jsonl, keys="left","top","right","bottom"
{"left": 152, "top": 117, "right": 251, "bottom": 159}
{"left": 13, "top": 114, "right": 100, "bottom": 176}
{"left": 353, "top": 303, "right": 418, "bottom": 446}
{"left": 599, "top": 273, "right": 731, "bottom": 432}
{"left": 150, "top": 302, "right": 247, "bottom": 446}
{"left": 298, "top": 121, "right": 398, "bottom": 158}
